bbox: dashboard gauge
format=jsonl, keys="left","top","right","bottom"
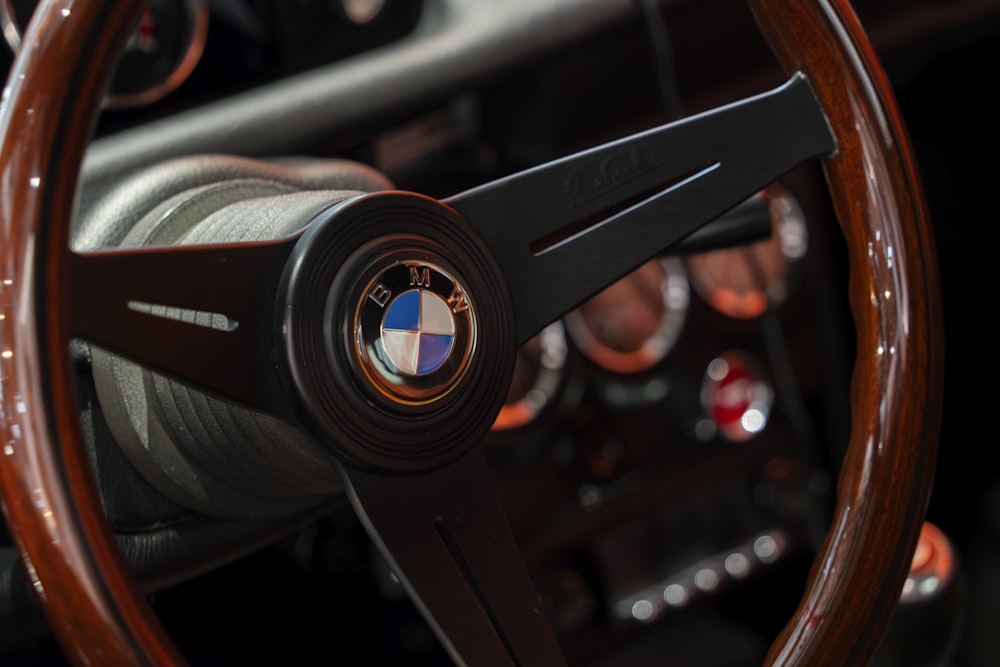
{"left": 685, "top": 184, "right": 808, "bottom": 319}
{"left": 107, "top": 0, "right": 209, "bottom": 108}
{"left": 700, "top": 351, "right": 773, "bottom": 443}
{"left": 564, "top": 257, "right": 688, "bottom": 374}
{"left": 336, "top": 0, "right": 387, "bottom": 25}
{"left": 2, "top": 0, "right": 208, "bottom": 108}
{"left": 491, "top": 322, "right": 568, "bottom": 432}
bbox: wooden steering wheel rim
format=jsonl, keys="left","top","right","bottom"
{"left": 0, "top": 1, "right": 942, "bottom": 665}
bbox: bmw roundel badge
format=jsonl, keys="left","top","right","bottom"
{"left": 352, "top": 259, "right": 476, "bottom": 404}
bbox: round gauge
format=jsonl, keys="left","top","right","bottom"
{"left": 685, "top": 184, "right": 808, "bottom": 319}
{"left": 2, "top": 0, "right": 208, "bottom": 108}
{"left": 491, "top": 322, "right": 568, "bottom": 431}
{"left": 107, "top": 0, "right": 209, "bottom": 108}
{"left": 336, "top": 0, "right": 387, "bottom": 25}
{"left": 564, "top": 257, "right": 688, "bottom": 374}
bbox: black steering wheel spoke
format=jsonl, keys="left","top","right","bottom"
{"left": 343, "top": 448, "right": 566, "bottom": 667}
{"left": 68, "top": 237, "right": 299, "bottom": 418}
{"left": 446, "top": 73, "right": 835, "bottom": 344}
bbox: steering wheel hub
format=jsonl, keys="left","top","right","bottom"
{"left": 279, "top": 191, "right": 515, "bottom": 473}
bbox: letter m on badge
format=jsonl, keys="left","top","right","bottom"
{"left": 409, "top": 266, "right": 431, "bottom": 287}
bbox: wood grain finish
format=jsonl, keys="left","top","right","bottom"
{"left": 0, "top": 1, "right": 184, "bottom": 664}
{"left": 746, "top": 1, "right": 943, "bottom": 665}
{"left": 0, "top": 1, "right": 941, "bottom": 666}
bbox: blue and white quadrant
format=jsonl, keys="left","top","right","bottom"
{"left": 380, "top": 289, "right": 457, "bottom": 376}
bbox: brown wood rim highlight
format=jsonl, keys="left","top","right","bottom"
{"left": 747, "top": 1, "right": 943, "bottom": 665}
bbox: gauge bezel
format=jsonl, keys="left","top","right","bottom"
{"left": 1, "top": 0, "right": 209, "bottom": 109}
{"left": 564, "top": 256, "right": 689, "bottom": 375}
{"left": 685, "top": 184, "right": 809, "bottom": 320}
{"left": 105, "top": 0, "right": 209, "bottom": 108}
{"left": 491, "top": 321, "right": 568, "bottom": 431}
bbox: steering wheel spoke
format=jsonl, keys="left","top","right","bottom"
{"left": 68, "top": 238, "right": 298, "bottom": 417}
{"left": 344, "top": 448, "right": 566, "bottom": 667}
{"left": 446, "top": 73, "right": 835, "bottom": 343}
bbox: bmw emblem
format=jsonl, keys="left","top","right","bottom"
{"left": 352, "top": 256, "right": 476, "bottom": 404}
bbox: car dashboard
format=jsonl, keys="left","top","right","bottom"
{"left": 0, "top": 0, "right": 993, "bottom": 665}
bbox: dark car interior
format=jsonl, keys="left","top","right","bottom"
{"left": 0, "top": 0, "right": 992, "bottom": 665}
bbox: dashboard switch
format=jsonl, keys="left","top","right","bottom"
{"left": 701, "top": 351, "right": 773, "bottom": 442}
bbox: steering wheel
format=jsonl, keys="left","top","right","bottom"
{"left": 0, "top": 0, "right": 942, "bottom": 665}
